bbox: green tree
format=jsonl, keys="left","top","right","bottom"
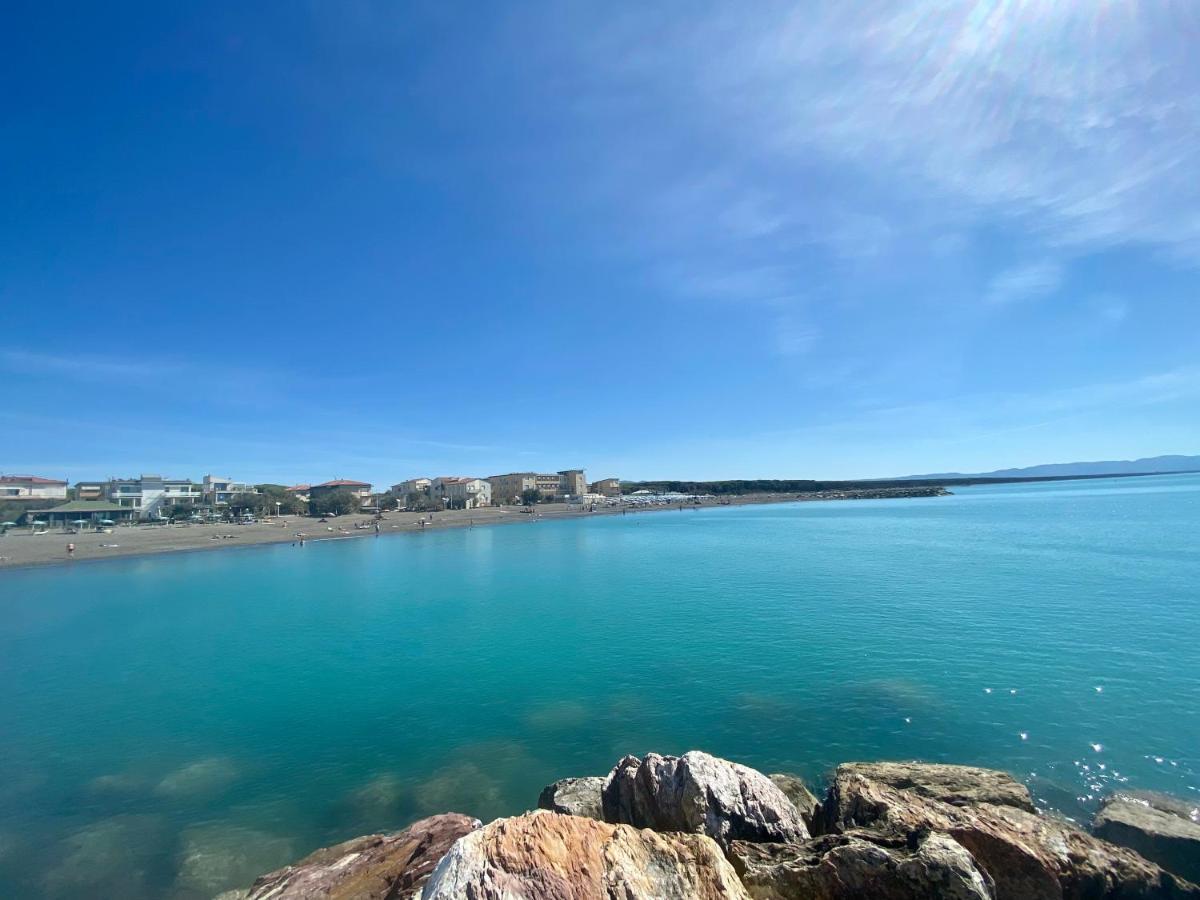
{"left": 377, "top": 490, "right": 401, "bottom": 511}
{"left": 227, "top": 492, "right": 265, "bottom": 515}
{"left": 520, "top": 488, "right": 542, "bottom": 506}
{"left": 166, "top": 503, "right": 197, "bottom": 521}
{"left": 310, "top": 490, "right": 360, "bottom": 517}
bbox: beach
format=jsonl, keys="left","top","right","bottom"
{"left": 0, "top": 494, "right": 800, "bottom": 571}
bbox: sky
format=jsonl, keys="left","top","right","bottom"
{"left": 3, "top": 0, "right": 1199, "bottom": 485}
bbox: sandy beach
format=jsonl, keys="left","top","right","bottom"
{"left": 0, "top": 494, "right": 801, "bottom": 571}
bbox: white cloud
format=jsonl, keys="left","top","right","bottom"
{"left": 985, "top": 261, "right": 1063, "bottom": 305}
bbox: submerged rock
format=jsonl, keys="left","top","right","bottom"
{"left": 834, "top": 762, "right": 1035, "bottom": 812}
{"left": 767, "top": 774, "right": 822, "bottom": 833}
{"left": 537, "top": 776, "right": 604, "bottom": 819}
{"left": 174, "top": 823, "right": 294, "bottom": 897}
{"left": 1094, "top": 791, "right": 1200, "bottom": 885}
{"left": 246, "top": 813, "right": 479, "bottom": 900}
{"left": 602, "top": 751, "right": 810, "bottom": 850}
{"left": 730, "top": 830, "right": 995, "bottom": 899}
{"left": 826, "top": 763, "right": 1198, "bottom": 899}
{"left": 420, "top": 810, "right": 749, "bottom": 899}
{"left": 154, "top": 756, "right": 241, "bottom": 800}
{"left": 41, "top": 814, "right": 170, "bottom": 900}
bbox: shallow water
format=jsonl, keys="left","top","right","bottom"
{"left": 1, "top": 474, "right": 1198, "bottom": 897}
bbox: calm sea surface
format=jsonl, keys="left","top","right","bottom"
{"left": 1, "top": 474, "right": 1198, "bottom": 897}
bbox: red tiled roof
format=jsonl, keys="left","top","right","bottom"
{"left": 286, "top": 484, "right": 311, "bottom": 491}
{"left": 1, "top": 475, "right": 68, "bottom": 485}
{"left": 314, "top": 479, "right": 371, "bottom": 488}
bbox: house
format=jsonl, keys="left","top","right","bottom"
{"left": 558, "top": 469, "right": 587, "bottom": 499}
{"left": 108, "top": 475, "right": 203, "bottom": 519}
{"left": 590, "top": 477, "right": 622, "bottom": 497}
{"left": 431, "top": 477, "right": 492, "bottom": 509}
{"left": 0, "top": 474, "right": 68, "bottom": 502}
{"left": 308, "top": 480, "right": 372, "bottom": 504}
{"left": 487, "top": 473, "right": 538, "bottom": 505}
{"left": 285, "top": 484, "right": 311, "bottom": 503}
{"left": 202, "top": 475, "right": 258, "bottom": 508}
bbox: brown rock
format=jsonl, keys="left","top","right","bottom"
{"left": 537, "top": 776, "right": 604, "bottom": 819}
{"left": 246, "top": 813, "right": 479, "bottom": 900}
{"left": 1094, "top": 792, "right": 1200, "bottom": 885}
{"left": 730, "top": 829, "right": 995, "bottom": 899}
{"left": 767, "top": 774, "right": 822, "bottom": 833}
{"left": 826, "top": 766, "right": 1199, "bottom": 899}
{"left": 835, "top": 762, "right": 1035, "bottom": 812}
{"left": 420, "top": 810, "right": 750, "bottom": 899}
{"left": 602, "top": 751, "right": 810, "bottom": 850}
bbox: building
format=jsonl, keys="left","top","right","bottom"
{"left": 75, "top": 481, "right": 108, "bottom": 501}
{"left": 0, "top": 475, "right": 68, "bottom": 502}
{"left": 431, "top": 477, "right": 492, "bottom": 509}
{"left": 108, "top": 475, "right": 203, "bottom": 519}
{"left": 558, "top": 469, "right": 587, "bottom": 499}
{"left": 25, "top": 500, "right": 137, "bottom": 528}
{"left": 308, "top": 479, "right": 372, "bottom": 504}
{"left": 590, "top": 477, "right": 621, "bottom": 498}
{"left": 487, "top": 469, "right": 588, "bottom": 504}
{"left": 392, "top": 478, "right": 432, "bottom": 498}
{"left": 488, "top": 473, "right": 538, "bottom": 505}
{"left": 285, "top": 484, "right": 311, "bottom": 503}
{"left": 202, "top": 475, "right": 258, "bottom": 508}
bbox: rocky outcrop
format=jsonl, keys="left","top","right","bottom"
{"left": 730, "top": 830, "right": 995, "bottom": 899}
{"left": 1094, "top": 791, "right": 1200, "bottom": 885}
{"left": 826, "top": 764, "right": 1198, "bottom": 899}
{"left": 536, "top": 776, "right": 604, "bottom": 819}
{"left": 767, "top": 774, "right": 822, "bottom": 833}
{"left": 419, "top": 810, "right": 749, "bottom": 899}
{"left": 245, "top": 813, "right": 479, "bottom": 900}
{"left": 601, "top": 751, "right": 810, "bottom": 850}
{"left": 834, "top": 762, "right": 1035, "bottom": 812}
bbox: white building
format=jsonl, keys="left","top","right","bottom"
{"left": 431, "top": 477, "right": 492, "bottom": 509}
{"left": 202, "top": 475, "right": 258, "bottom": 508}
{"left": 109, "top": 475, "right": 203, "bottom": 519}
{"left": 0, "top": 474, "right": 68, "bottom": 502}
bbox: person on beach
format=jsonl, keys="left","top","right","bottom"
{"left": 67, "top": 542, "right": 75, "bottom": 557}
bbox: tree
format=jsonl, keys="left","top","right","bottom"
{"left": 520, "top": 488, "right": 542, "bottom": 506}
{"left": 310, "top": 490, "right": 360, "bottom": 517}
{"left": 405, "top": 491, "right": 441, "bottom": 512}
{"left": 256, "top": 484, "right": 306, "bottom": 515}
{"left": 227, "top": 492, "right": 265, "bottom": 515}
{"left": 377, "top": 490, "right": 401, "bottom": 511}
{"left": 166, "top": 503, "right": 197, "bottom": 521}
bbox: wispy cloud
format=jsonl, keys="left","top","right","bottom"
{"left": 985, "top": 261, "right": 1063, "bottom": 305}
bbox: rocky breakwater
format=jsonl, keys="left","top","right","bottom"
{"left": 234, "top": 750, "right": 1199, "bottom": 900}
{"left": 796, "top": 486, "right": 952, "bottom": 502}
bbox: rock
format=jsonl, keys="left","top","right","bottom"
{"left": 767, "top": 774, "right": 822, "bottom": 833}
{"left": 601, "top": 751, "right": 810, "bottom": 850}
{"left": 730, "top": 830, "right": 995, "bottom": 899}
{"left": 420, "top": 810, "right": 750, "bottom": 899}
{"left": 1094, "top": 792, "right": 1200, "bottom": 885}
{"left": 835, "top": 762, "right": 1035, "bottom": 812}
{"left": 246, "top": 813, "right": 479, "bottom": 900}
{"left": 826, "top": 765, "right": 1199, "bottom": 899}
{"left": 154, "top": 756, "right": 241, "bottom": 800}
{"left": 537, "top": 776, "right": 605, "bottom": 819}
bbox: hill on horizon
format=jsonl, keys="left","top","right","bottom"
{"left": 899, "top": 454, "right": 1200, "bottom": 480}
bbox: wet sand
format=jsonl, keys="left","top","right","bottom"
{"left": 0, "top": 495, "right": 797, "bottom": 571}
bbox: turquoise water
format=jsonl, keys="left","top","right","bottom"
{"left": 1, "top": 474, "right": 1198, "bottom": 898}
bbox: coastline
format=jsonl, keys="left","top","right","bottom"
{"left": 0, "top": 488, "right": 949, "bottom": 573}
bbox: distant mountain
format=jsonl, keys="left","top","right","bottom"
{"left": 901, "top": 455, "right": 1200, "bottom": 480}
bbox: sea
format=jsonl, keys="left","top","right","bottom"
{"left": 0, "top": 473, "right": 1197, "bottom": 898}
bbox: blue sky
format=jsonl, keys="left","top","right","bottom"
{"left": 3, "top": 1, "right": 1198, "bottom": 485}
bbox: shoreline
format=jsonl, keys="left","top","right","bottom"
{"left": 0, "top": 487, "right": 952, "bottom": 573}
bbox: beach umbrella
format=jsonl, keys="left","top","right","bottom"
{"left": 32, "top": 520, "right": 47, "bottom": 526}
{"left": 99, "top": 519, "right": 115, "bottom": 525}
{"left": 1, "top": 521, "right": 16, "bottom": 527}
{"left": 72, "top": 519, "right": 88, "bottom": 525}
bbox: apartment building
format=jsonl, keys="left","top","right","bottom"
{"left": 392, "top": 477, "right": 432, "bottom": 497}
{"left": 487, "top": 469, "right": 588, "bottom": 503}
{"left": 108, "top": 475, "right": 203, "bottom": 519}
{"left": 431, "top": 477, "right": 491, "bottom": 509}
{"left": 202, "top": 475, "right": 258, "bottom": 507}
{"left": 558, "top": 469, "right": 587, "bottom": 499}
